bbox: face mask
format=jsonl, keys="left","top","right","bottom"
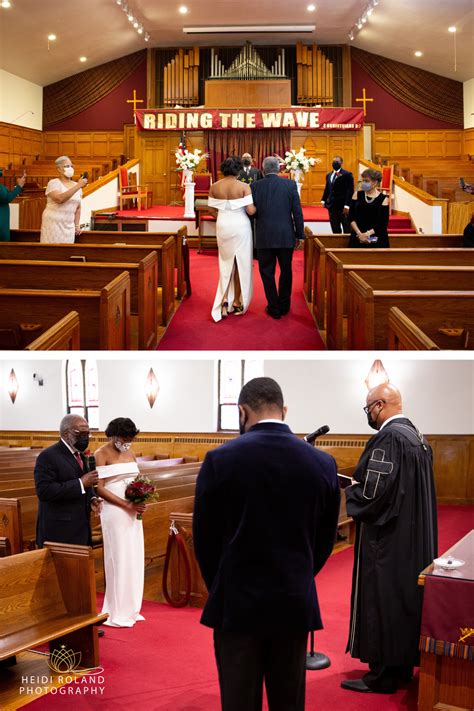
{"left": 63, "top": 166, "right": 74, "bottom": 178}
{"left": 115, "top": 440, "right": 132, "bottom": 452}
{"left": 74, "top": 433, "right": 90, "bottom": 452}
{"left": 243, "top": 159, "right": 251, "bottom": 167}
{"left": 239, "top": 412, "right": 247, "bottom": 435}
{"left": 366, "top": 405, "right": 381, "bottom": 430}
{"left": 361, "top": 181, "right": 373, "bottom": 192}
{"left": 332, "top": 161, "right": 342, "bottom": 171}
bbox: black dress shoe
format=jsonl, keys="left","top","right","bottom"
{"left": 265, "top": 306, "right": 281, "bottom": 320}
{"left": 98, "top": 629, "right": 105, "bottom": 638}
{"left": 341, "top": 678, "right": 396, "bottom": 694}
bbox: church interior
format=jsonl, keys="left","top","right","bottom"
{"left": 0, "top": 0, "right": 473, "bottom": 709}
{"left": 0, "top": 0, "right": 473, "bottom": 350}
{"left": 0, "top": 356, "right": 472, "bottom": 708}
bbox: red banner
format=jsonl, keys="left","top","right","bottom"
{"left": 135, "top": 108, "right": 364, "bottom": 131}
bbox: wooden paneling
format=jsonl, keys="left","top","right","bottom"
{"left": 374, "top": 129, "right": 464, "bottom": 160}
{"left": 0, "top": 122, "right": 42, "bottom": 167}
{"left": 42, "top": 131, "right": 123, "bottom": 162}
{"left": 205, "top": 80, "right": 291, "bottom": 108}
{"left": 464, "top": 127, "right": 474, "bottom": 158}
{"left": 1, "top": 431, "right": 471, "bottom": 504}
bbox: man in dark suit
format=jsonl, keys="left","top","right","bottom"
{"left": 321, "top": 155, "right": 354, "bottom": 234}
{"left": 237, "top": 153, "right": 263, "bottom": 183}
{"left": 251, "top": 156, "right": 305, "bottom": 319}
{"left": 35, "top": 414, "right": 100, "bottom": 548}
{"left": 193, "top": 377, "right": 340, "bottom": 711}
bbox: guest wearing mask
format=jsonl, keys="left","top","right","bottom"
{"left": 40, "top": 156, "right": 88, "bottom": 243}
{"left": 348, "top": 168, "right": 390, "bottom": 248}
{"left": 0, "top": 169, "right": 26, "bottom": 241}
{"left": 321, "top": 155, "right": 354, "bottom": 233}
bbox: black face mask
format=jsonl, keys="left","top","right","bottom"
{"left": 332, "top": 161, "right": 342, "bottom": 171}
{"left": 74, "top": 433, "right": 90, "bottom": 452}
{"left": 239, "top": 413, "right": 247, "bottom": 435}
{"left": 242, "top": 159, "right": 251, "bottom": 167}
{"left": 367, "top": 407, "right": 380, "bottom": 430}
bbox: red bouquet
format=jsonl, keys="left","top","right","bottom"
{"left": 125, "top": 475, "right": 159, "bottom": 520}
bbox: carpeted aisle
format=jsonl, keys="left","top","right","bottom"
{"left": 158, "top": 250, "right": 326, "bottom": 350}
{"left": 29, "top": 505, "right": 472, "bottom": 711}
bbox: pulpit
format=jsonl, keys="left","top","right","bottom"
{"left": 417, "top": 530, "right": 474, "bottom": 710}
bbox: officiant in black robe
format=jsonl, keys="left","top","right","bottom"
{"left": 342, "top": 383, "right": 438, "bottom": 694}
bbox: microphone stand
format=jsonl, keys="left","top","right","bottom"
{"left": 305, "top": 427, "right": 331, "bottom": 672}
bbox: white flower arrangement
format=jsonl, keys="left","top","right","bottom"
{"left": 175, "top": 148, "right": 208, "bottom": 171}
{"left": 283, "top": 148, "right": 320, "bottom": 174}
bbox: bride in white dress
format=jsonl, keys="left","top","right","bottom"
{"left": 208, "top": 157, "right": 257, "bottom": 322}
{"left": 95, "top": 418, "right": 146, "bottom": 627}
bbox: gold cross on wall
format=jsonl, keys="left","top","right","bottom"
{"left": 355, "top": 87, "right": 374, "bottom": 116}
{"left": 126, "top": 89, "right": 144, "bottom": 120}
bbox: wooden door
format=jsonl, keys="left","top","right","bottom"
{"left": 137, "top": 133, "right": 171, "bottom": 205}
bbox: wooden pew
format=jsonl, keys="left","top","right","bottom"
{"left": 388, "top": 306, "right": 472, "bottom": 350}
{"left": 326, "top": 256, "right": 474, "bottom": 349}
{"left": 346, "top": 272, "right": 474, "bottom": 350}
{"left": 311, "top": 232, "right": 466, "bottom": 326}
{"left": 25, "top": 311, "right": 80, "bottom": 350}
{"left": 0, "top": 542, "right": 108, "bottom": 667}
{"left": 0, "top": 271, "right": 130, "bottom": 350}
{"left": 0, "top": 258, "right": 154, "bottom": 347}
{"left": 10, "top": 225, "right": 186, "bottom": 312}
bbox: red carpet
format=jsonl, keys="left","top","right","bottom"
{"left": 158, "top": 250, "right": 325, "bottom": 350}
{"left": 29, "top": 505, "right": 472, "bottom": 711}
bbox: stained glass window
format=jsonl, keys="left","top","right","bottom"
{"left": 66, "top": 359, "right": 99, "bottom": 428}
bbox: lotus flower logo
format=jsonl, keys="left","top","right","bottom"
{"left": 49, "top": 645, "right": 82, "bottom": 673}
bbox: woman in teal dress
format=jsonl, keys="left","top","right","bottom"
{"left": 0, "top": 169, "right": 26, "bottom": 241}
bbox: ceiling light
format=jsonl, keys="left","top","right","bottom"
{"left": 356, "top": 21, "right": 363, "bottom": 29}
{"left": 414, "top": 51, "right": 423, "bottom": 57}
{"left": 144, "top": 33, "right": 150, "bottom": 41}
{"left": 79, "top": 56, "right": 87, "bottom": 62}
{"left": 448, "top": 26, "right": 457, "bottom": 33}
{"left": 48, "top": 33, "right": 57, "bottom": 41}
{"left": 116, "top": 0, "right": 122, "bottom": 5}
{"left": 1, "top": 1, "right": 12, "bottom": 8}
{"left": 183, "top": 25, "right": 316, "bottom": 34}
{"left": 349, "top": 31, "right": 354, "bottom": 40}
{"left": 133, "top": 19, "right": 139, "bottom": 27}
{"left": 361, "top": 16, "right": 367, "bottom": 23}
{"left": 137, "top": 25, "right": 143, "bottom": 34}
{"left": 307, "top": 3, "right": 316, "bottom": 10}
{"left": 179, "top": 5, "right": 188, "bottom": 14}
{"left": 367, "top": 7, "right": 373, "bottom": 15}
{"left": 128, "top": 12, "right": 134, "bottom": 21}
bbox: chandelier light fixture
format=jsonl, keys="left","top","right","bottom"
{"left": 113, "top": 0, "right": 151, "bottom": 41}
{"left": 348, "top": 0, "right": 380, "bottom": 41}
{"left": 364, "top": 359, "right": 389, "bottom": 390}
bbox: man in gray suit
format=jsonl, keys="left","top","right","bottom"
{"left": 251, "top": 157, "right": 305, "bottom": 319}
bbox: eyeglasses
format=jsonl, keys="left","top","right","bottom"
{"left": 363, "top": 399, "right": 385, "bottom": 415}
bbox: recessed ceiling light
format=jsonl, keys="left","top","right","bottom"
{"left": 307, "top": 4, "right": 316, "bottom": 11}
{"left": 137, "top": 26, "right": 143, "bottom": 34}
{"left": 133, "top": 20, "right": 139, "bottom": 28}
{"left": 79, "top": 56, "right": 87, "bottom": 62}
{"left": 47, "top": 34, "right": 56, "bottom": 41}
{"left": 1, "top": 1, "right": 12, "bottom": 8}
{"left": 179, "top": 5, "right": 188, "bottom": 13}
{"left": 414, "top": 51, "right": 423, "bottom": 57}
{"left": 448, "top": 26, "right": 457, "bottom": 33}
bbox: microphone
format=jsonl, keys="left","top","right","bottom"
{"left": 304, "top": 425, "right": 330, "bottom": 445}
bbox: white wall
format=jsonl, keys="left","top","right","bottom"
{"left": 80, "top": 163, "right": 140, "bottom": 229}
{"left": 0, "top": 357, "right": 472, "bottom": 436}
{"left": 464, "top": 79, "right": 474, "bottom": 130}
{"left": 0, "top": 70, "right": 43, "bottom": 130}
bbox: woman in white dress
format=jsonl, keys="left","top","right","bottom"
{"left": 209, "top": 156, "right": 257, "bottom": 322}
{"left": 95, "top": 418, "right": 146, "bottom": 628}
{"left": 40, "top": 156, "right": 88, "bottom": 243}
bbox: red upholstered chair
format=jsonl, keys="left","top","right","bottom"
{"left": 380, "top": 164, "right": 394, "bottom": 214}
{"left": 194, "top": 173, "right": 212, "bottom": 199}
{"left": 119, "top": 167, "right": 149, "bottom": 210}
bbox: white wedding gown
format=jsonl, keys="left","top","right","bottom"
{"left": 98, "top": 462, "right": 145, "bottom": 627}
{"left": 209, "top": 195, "right": 254, "bottom": 322}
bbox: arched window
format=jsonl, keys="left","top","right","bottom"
{"left": 65, "top": 359, "right": 99, "bottom": 428}
{"left": 218, "top": 359, "right": 263, "bottom": 431}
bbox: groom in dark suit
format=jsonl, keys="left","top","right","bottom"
{"left": 251, "top": 156, "right": 305, "bottom": 319}
{"left": 193, "top": 377, "right": 340, "bottom": 711}
{"left": 321, "top": 155, "right": 354, "bottom": 234}
{"left": 35, "top": 414, "right": 100, "bottom": 548}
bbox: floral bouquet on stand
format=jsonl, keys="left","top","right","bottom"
{"left": 125, "top": 475, "right": 159, "bottom": 520}
{"left": 175, "top": 148, "right": 209, "bottom": 183}
{"left": 282, "top": 148, "right": 320, "bottom": 178}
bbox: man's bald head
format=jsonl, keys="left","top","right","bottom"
{"left": 365, "top": 383, "right": 402, "bottom": 429}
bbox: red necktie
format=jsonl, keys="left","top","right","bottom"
{"left": 74, "top": 451, "right": 84, "bottom": 470}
